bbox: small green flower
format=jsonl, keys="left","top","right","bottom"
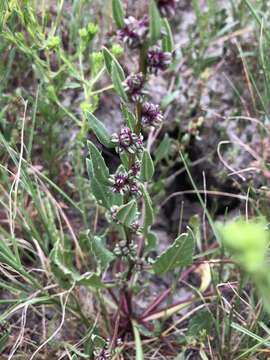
{"left": 45, "top": 35, "right": 60, "bottom": 50}
{"left": 87, "top": 22, "right": 99, "bottom": 37}
{"left": 90, "top": 51, "right": 104, "bottom": 75}
{"left": 111, "top": 43, "right": 124, "bottom": 57}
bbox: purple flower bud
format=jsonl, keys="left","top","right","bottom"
{"left": 110, "top": 206, "right": 120, "bottom": 222}
{"left": 142, "top": 102, "right": 163, "bottom": 127}
{"left": 94, "top": 349, "right": 110, "bottom": 360}
{"left": 110, "top": 172, "right": 129, "bottom": 194}
{"left": 130, "top": 221, "right": 141, "bottom": 234}
{"left": 117, "top": 16, "right": 149, "bottom": 49}
{"left": 124, "top": 73, "right": 145, "bottom": 102}
{"left": 111, "top": 127, "right": 143, "bottom": 154}
{"left": 147, "top": 46, "right": 172, "bottom": 75}
{"left": 130, "top": 180, "right": 142, "bottom": 197}
{"left": 157, "top": 0, "right": 178, "bottom": 17}
{"left": 129, "top": 160, "right": 141, "bottom": 177}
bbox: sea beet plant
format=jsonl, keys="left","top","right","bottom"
{"left": 86, "top": 0, "right": 195, "bottom": 357}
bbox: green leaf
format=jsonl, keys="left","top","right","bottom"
{"left": 189, "top": 214, "right": 201, "bottom": 250}
{"left": 162, "top": 18, "right": 174, "bottom": 53}
{"left": 188, "top": 310, "right": 212, "bottom": 338}
{"left": 87, "top": 141, "right": 110, "bottom": 185}
{"left": 161, "top": 90, "right": 179, "bottom": 108}
{"left": 121, "top": 102, "right": 137, "bottom": 131}
{"left": 50, "top": 239, "right": 74, "bottom": 287}
{"left": 91, "top": 235, "right": 115, "bottom": 269}
{"left": 120, "top": 152, "right": 130, "bottom": 169}
{"left": 51, "top": 239, "right": 104, "bottom": 288}
{"left": 132, "top": 321, "right": 144, "bottom": 360}
{"left": 86, "top": 159, "right": 112, "bottom": 209}
{"left": 102, "top": 46, "right": 125, "bottom": 80}
{"left": 116, "top": 200, "right": 138, "bottom": 226}
{"left": 86, "top": 111, "right": 113, "bottom": 148}
{"left": 111, "top": 61, "right": 128, "bottom": 102}
{"left": 145, "top": 231, "right": 157, "bottom": 251}
{"left": 0, "top": 326, "right": 9, "bottom": 353}
{"left": 154, "top": 134, "right": 171, "bottom": 163}
{"left": 112, "top": 0, "right": 125, "bottom": 28}
{"left": 92, "top": 334, "right": 107, "bottom": 348}
{"left": 149, "top": 0, "right": 162, "bottom": 44}
{"left": 152, "top": 232, "right": 194, "bottom": 274}
{"left": 75, "top": 272, "right": 104, "bottom": 288}
{"left": 141, "top": 149, "right": 154, "bottom": 181}
{"left": 141, "top": 186, "right": 154, "bottom": 230}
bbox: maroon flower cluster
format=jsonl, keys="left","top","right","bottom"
{"left": 157, "top": 0, "right": 178, "bottom": 17}
{"left": 142, "top": 102, "right": 163, "bottom": 128}
{"left": 117, "top": 15, "right": 149, "bottom": 49}
{"left": 110, "top": 172, "right": 129, "bottom": 194}
{"left": 111, "top": 127, "right": 143, "bottom": 154}
{"left": 109, "top": 172, "right": 141, "bottom": 197}
{"left": 94, "top": 346, "right": 110, "bottom": 359}
{"left": 129, "top": 160, "right": 141, "bottom": 177}
{"left": 124, "top": 73, "right": 145, "bottom": 102}
{"left": 147, "top": 46, "right": 172, "bottom": 75}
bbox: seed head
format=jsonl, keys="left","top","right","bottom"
{"left": 142, "top": 102, "right": 163, "bottom": 127}
{"left": 117, "top": 16, "right": 149, "bottom": 49}
{"left": 147, "top": 46, "right": 172, "bottom": 75}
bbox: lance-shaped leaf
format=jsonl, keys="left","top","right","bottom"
{"left": 120, "top": 152, "right": 130, "bottom": 170}
{"left": 149, "top": 0, "right": 162, "bottom": 44}
{"left": 111, "top": 61, "right": 128, "bottom": 102}
{"left": 141, "top": 149, "right": 154, "bottom": 181}
{"left": 116, "top": 199, "right": 138, "bottom": 227}
{"left": 152, "top": 232, "right": 194, "bottom": 274}
{"left": 86, "top": 111, "right": 113, "bottom": 148}
{"left": 162, "top": 18, "right": 174, "bottom": 53}
{"left": 87, "top": 141, "right": 110, "bottom": 185}
{"left": 51, "top": 239, "right": 104, "bottom": 288}
{"left": 75, "top": 272, "right": 105, "bottom": 288}
{"left": 145, "top": 230, "right": 157, "bottom": 251}
{"left": 112, "top": 0, "right": 124, "bottom": 28}
{"left": 91, "top": 235, "right": 115, "bottom": 269}
{"left": 141, "top": 186, "right": 154, "bottom": 230}
{"left": 121, "top": 102, "right": 136, "bottom": 131}
{"left": 86, "top": 159, "right": 112, "bottom": 209}
{"left": 103, "top": 46, "right": 125, "bottom": 80}
{"left": 0, "top": 330, "right": 9, "bottom": 354}
{"left": 154, "top": 134, "right": 171, "bottom": 163}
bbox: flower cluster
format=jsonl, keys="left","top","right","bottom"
{"left": 129, "top": 180, "right": 142, "bottom": 197}
{"left": 147, "top": 46, "right": 172, "bottom": 75}
{"left": 111, "top": 127, "right": 143, "bottom": 154}
{"left": 129, "top": 160, "right": 141, "bottom": 177}
{"left": 94, "top": 340, "right": 110, "bottom": 360}
{"left": 157, "top": 0, "right": 178, "bottom": 17}
{"left": 142, "top": 102, "right": 163, "bottom": 128}
{"left": 94, "top": 349, "right": 110, "bottom": 360}
{"left": 109, "top": 172, "right": 129, "bottom": 194}
{"left": 117, "top": 16, "right": 149, "bottom": 49}
{"left": 114, "top": 240, "right": 137, "bottom": 259}
{"left": 109, "top": 171, "right": 141, "bottom": 197}
{"left": 124, "top": 73, "right": 145, "bottom": 102}
{"left": 130, "top": 221, "right": 141, "bottom": 234}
